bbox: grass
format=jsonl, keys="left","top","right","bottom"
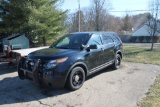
{"left": 123, "top": 45, "right": 160, "bottom": 107}
{"left": 123, "top": 46, "right": 160, "bottom": 65}
{"left": 137, "top": 75, "right": 160, "bottom": 107}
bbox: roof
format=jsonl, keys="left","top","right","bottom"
{"left": 132, "top": 21, "right": 147, "bottom": 33}
{"left": 3, "top": 34, "right": 21, "bottom": 41}
{"left": 2, "top": 34, "right": 27, "bottom": 41}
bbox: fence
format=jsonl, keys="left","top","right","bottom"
{"left": 131, "top": 36, "right": 160, "bottom": 43}
{"left": 119, "top": 35, "right": 160, "bottom": 43}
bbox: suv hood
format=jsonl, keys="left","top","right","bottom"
{"left": 28, "top": 48, "right": 80, "bottom": 60}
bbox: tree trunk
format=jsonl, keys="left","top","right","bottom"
{"left": 42, "top": 37, "right": 46, "bottom": 46}
{"left": 151, "top": 36, "right": 154, "bottom": 51}
{"left": 95, "top": 8, "right": 99, "bottom": 31}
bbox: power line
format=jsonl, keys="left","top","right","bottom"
{"left": 66, "top": 9, "right": 160, "bottom": 16}
{"left": 109, "top": 9, "right": 160, "bottom": 12}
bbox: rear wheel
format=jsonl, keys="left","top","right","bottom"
{"left": 67, "top": 67, "right": 85, "bottom": 90}
{"left": 112, "top": 54, "right": 121, "bottom": 70}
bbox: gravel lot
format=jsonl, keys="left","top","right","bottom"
{"left": 0, "top": 62, "right": 160, "bottom": 107}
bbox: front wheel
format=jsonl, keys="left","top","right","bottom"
{"left": 112, "top": 54, "right": 121, "bottom": 70}
{"left": 67, "top": 67, "right": 85, "bottom": 90}
{"left": 18, "top": 57, "right": 25, "bottom": 80}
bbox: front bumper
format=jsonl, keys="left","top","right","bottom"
{"left": 17, "top": 57, "right": 66, "bottom": 88}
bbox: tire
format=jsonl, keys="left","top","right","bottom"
{"left": 112, "top": 54, "right": 121, "bottom": 70}
{"left": 18, "top": 57, "right": 25, "bottom": 80}
{"left": 67, "top": 67, "right": 85, "bottom": 90}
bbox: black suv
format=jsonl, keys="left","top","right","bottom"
{"left": 18, "top": 32, "right": 123, "bottom": 90}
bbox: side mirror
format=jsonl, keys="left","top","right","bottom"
{"left": 81, "top": 44, "right": 97, "bottom": 51}
{"left": 88, "top": 44, "right": 97, "bottom": 49}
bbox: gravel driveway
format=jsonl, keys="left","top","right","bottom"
{"left": 0, "top": 62, "right": 160, "bottom": 107}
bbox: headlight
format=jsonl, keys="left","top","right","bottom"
{"left": 46, "top": 57, "right": 68, "bottom": 69}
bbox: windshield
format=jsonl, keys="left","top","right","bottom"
{"left": 50, "top": 33, "right": 91, "bottom": 49}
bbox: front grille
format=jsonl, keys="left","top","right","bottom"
{"left": 25, "top": 59, "right": 36, "bottom": 71}
{"left": 24, "top": 58, "right": 47, "bottom": 72}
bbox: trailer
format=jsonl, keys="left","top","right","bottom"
{"left": 0, "top": 34, "right": 37, "bottom": 67}
{"left": 0, "top": 45, "right": 14, "bottom": 66}
{"left": 0, "top": 46, "right": 49, "bottom": 67}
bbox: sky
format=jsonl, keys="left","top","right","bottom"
{"left": 61, "top": 0, "right": 149, "bottom": 17}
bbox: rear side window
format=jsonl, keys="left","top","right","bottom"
{"left": 111, "top": 34, "right": 121, "bottom": 43}
{"left": 102, "top": 34, "right": 113, "bottom": 44}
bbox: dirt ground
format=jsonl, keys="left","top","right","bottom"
{"left": 0, "top": 62, "right": 160, "bottom": 107}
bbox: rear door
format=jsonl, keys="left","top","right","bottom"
{"left": 99, "top": 34, "right": 115, "bottom": 65}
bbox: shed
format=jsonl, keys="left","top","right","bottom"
{"left": 2, "top": 34, "right": 29, "bottom": 50}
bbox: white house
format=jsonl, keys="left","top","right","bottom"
{"left": 132, "top": 20, "right": 160, "bottom": 43}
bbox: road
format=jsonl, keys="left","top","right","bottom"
{"left": 0, "top": 62, "right": 160, "bottom": 107}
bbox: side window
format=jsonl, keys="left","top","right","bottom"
{"left": 87, "top": 34, "right": 102, "bottom": 45}
{"left": 102, "top": 34, "right": 113, "bottom": 44}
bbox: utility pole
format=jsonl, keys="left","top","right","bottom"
{"left": 78, "top": 0, "right": 81, "bottom": 32}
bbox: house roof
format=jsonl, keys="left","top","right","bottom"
{"left": 132, "top": 21, "right": 146, "bottom": 34}
{"left": 3, "top": 34, "right": 23, "bottom": 41}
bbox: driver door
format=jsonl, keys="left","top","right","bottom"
{"left": 85, "top": 34, "right": 103, "bottom": 71}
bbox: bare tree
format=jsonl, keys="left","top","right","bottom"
{"left": 122, "top": 14, "right": 133, "bottom": 32}
{"left": 65, "top": 10, "right": 85, "bottom": 33}
{"left": 90, "top": 0, "right": 112, "bottom": 31}
{"left": 66, "top": 0, "right": 112, "bottom": 32}
{"left": 131, "top": 13, "right": 150, "bottom": 30}
{"left": 147, "top": 0, "right": 160, "bottom": 50}
{"left": 107, "top": 15, "right": 123, "bottom": 33}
